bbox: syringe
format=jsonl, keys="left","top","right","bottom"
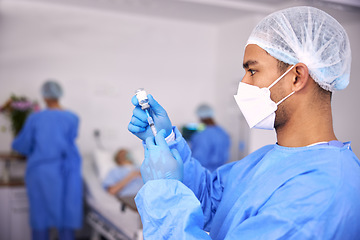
{"left": 135, "top": 88, "right": 157, "bottom": 136}
{"left": 145, "top": 109, "right": 157, "bottom": 136}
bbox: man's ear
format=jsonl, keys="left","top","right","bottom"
{"left": 292, "top": 63, "right": 309, "bottom": 92}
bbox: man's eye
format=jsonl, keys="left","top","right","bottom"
{"left": 248, "top": 69, "right": 256, "bottom": 76}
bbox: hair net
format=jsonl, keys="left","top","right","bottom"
{"left": 196, "top": 104, "right": 214, "bottom": 119}
{"left": 41, "top": 80, "right": 63, "bottom": 99}
{"left": 246, "top": 6, "right": 351, "bottom": 92}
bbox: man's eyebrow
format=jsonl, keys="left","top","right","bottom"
{"left": 243, "top": 60, "right": 258, "bottom": 69}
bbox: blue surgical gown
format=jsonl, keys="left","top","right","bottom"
{"left": 102, "top": 166, "right": 143, "bottom": 197}
{"left": 190, "top": 126, "right": 230, "bottom": 172}
{"left": 12, "top": 109, "right": 82, "bottom": 230}
{"left": 135, "top": 127, "right": 360, "bottom": 239}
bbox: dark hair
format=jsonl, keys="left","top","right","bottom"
{"left": 277, "top": 60, "right": 291, "bottom": 74}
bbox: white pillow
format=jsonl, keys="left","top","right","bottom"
{"left": 93, "top": 149, "right": 117, "bottom": 182}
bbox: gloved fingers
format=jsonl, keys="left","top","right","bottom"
{"left": 128, "top": 122, "right": 146, "bottom": 134}
{"left": 145, "top": 136, "right": 156, "bottom": 148}
{"left": 130, "top": 115, "right": 148, "bottom": 128}
{"left": 141, "top": 148, "right": 152, "bottom": 184}
{"left": 131, "top": 95, "right": 139, "bottom": 106}
{"left": 148, "top": 94, "right": 166, "bottom": 115}
{"left": 142, "top": 154, "right": 149, "bottom": 167}
{"left": 132, "top": 107, "right": 148, "bottom": 122}
{"left": 140, "top": 163, "right": 149, "bottom": 183}
{"left": 154, "top": 129, "right": 168, "bottom": 147}
{"left": 171, "top": 149, "right": 183, "bottom": 181}
{"left": 144, "top": 147, "right": 149, "bottom": 159}
{"left": 170, "top": 149, "right": 182, "bottom": 163}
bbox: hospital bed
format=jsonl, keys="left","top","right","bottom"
{"left": 82, "top": 150, "right": 143, "bottom": 240}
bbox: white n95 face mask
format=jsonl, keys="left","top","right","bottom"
{"left": 234, "top": 65, "right": 295, "bottom": 130}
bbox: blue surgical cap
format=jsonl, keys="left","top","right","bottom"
{"left": 196, "top": 104, "right": 214, "bottom": 119}
{"left": 41, "top": 80, "right": 63, "bottom": 99}
{"left": 246, "top": 6, "right": 351, "bottom": 92}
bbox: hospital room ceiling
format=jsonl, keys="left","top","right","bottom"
{"left": 18, "top": 0, "right": 360, "bottom": 25}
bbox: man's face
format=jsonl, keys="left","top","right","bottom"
{"left": 241, "top": 44, "right": 293, "bottom": 127}
{"left": 242, "top": 44, "right": 285, "bottom": 88}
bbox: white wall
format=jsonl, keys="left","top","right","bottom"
{"left": 0, "top": 0, "right": 219, "bottom": 164}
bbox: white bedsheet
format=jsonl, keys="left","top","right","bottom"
{"left": 82, "top": 153, "right": 142, "bottom": 239}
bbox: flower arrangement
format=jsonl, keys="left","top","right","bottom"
{"left": 0, "top": 95, "right": 40, "bottom": 136}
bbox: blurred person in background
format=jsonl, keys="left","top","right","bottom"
{"left": 103, "top": 149, "right": 143, "bottom": 197}
{"left": 190, "top": 104, "right": 230, "bottom": 172}
{"left": 12, "top": 80, "right": 82, "bottom": 240}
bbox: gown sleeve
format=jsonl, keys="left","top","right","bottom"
{"left": 12, "top": 114, "right": 35, "bottom": 156}
{"left": 135, "top": 127, "right": 233, "bottom": 239}
{"left": 167, "top": 127, "right": 233, "bottom": 230}
{"left": 135, "top": 179, "right": 212, "bottom": 240}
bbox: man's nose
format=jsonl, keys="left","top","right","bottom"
{"left": 241, "top": 75, "right": 251, "bottom": 85}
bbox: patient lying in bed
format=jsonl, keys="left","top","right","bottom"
{"left": 102, "top": 149, "right": 144, "bottom": 197}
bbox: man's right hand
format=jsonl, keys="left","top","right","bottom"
{"left": 141, "top": 129, "right": 183, "bottom": 183}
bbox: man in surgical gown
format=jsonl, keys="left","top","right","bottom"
{"left": 128, "top": 6, "right": 360, "bottom": 240}
{"left": 190, "top": 104, "right": 230, "bottom": 172}
{"left": 12, "top": 81, "right": 82, "bottom": 240}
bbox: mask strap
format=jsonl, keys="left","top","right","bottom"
{"left": 268, "top": 65, "right": 295, "bottom": 89}
{"left": 276, "top": 91, "right": 295, "bottom": 106}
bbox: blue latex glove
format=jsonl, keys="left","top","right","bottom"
{"left": 128, "top": 94, "right": 172, "bottom": 141}
{"left": 141, "top": 129, "right": 183, "bottom": 183}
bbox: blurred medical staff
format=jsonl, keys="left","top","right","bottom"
{"left": 190, "top": 104, "right": 230, "bottom": 172}
{"left": 128, "top": 6, "right": 360, "bottom": 239}
{"left": 12, "top": 81, "right": 82, "bottom": 240}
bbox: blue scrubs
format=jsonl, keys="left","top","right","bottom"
{"left": 135, "top": 127, "right": 360, "bottom": 239}
{"left": 190, "top": 126, "right": 230, "bottom": 172}
{"left": 102, "top": 166, "right": 143, "bottom": 197}
{"left": 12, "top": 109, "right": 82, "bottom": 231}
